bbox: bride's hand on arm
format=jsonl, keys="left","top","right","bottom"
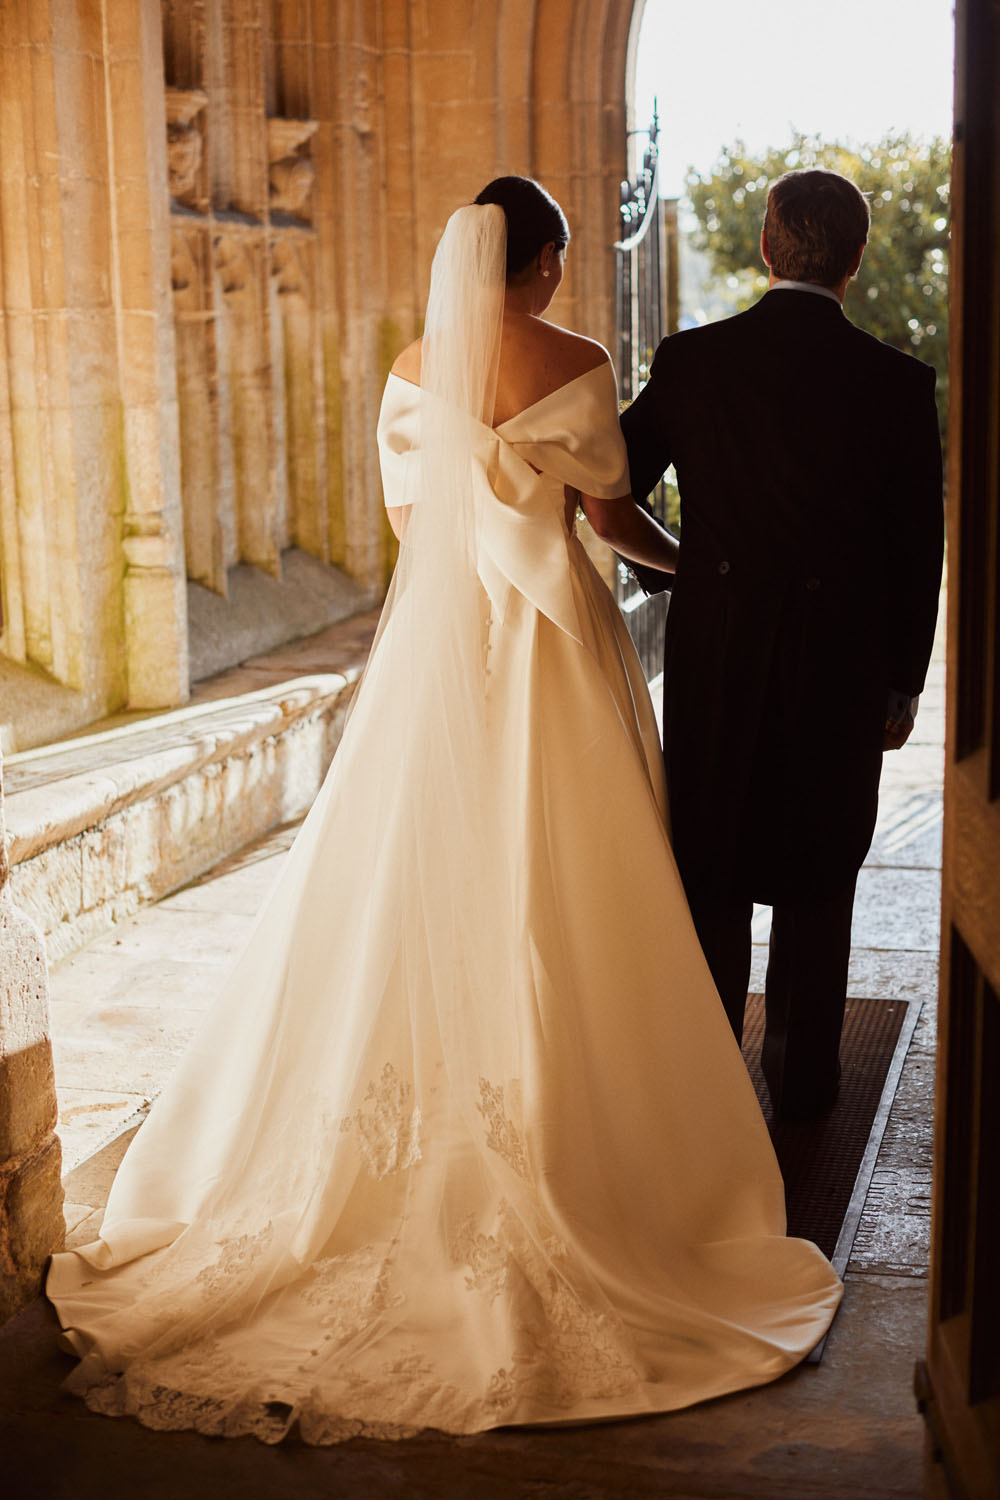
{"left": 580, "top": 493, "right": 679, "bottom": 573}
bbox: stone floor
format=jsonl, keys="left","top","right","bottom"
{"left": 0, "top": 623, "right": 945, "bottom": 1498}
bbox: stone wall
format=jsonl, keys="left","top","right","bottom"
{"left": 0, "top": 752, "right": 63, "bottom": 1325}
{"left": 0, "top": 0, "right": 188, "bottom": 743}
{"left": 0, "top": 0, "right": 635, "bottom": 753}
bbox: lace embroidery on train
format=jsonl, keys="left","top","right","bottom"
{"left": 477, "top": 1077, "right": 530, "bottom": 1178}
{"left": 340, "top": 1062, "right": 423, "bottom": 1179}
{"left": 126, "top": 1220, "right": 273, "bottom": 1300}
{"left": 77, "top": 1239, "right": 425, "bottom": 1443}
{"left": 449, "top": 1192, "right": 643, "bottom": 1410}
{"left": 74, "top": 1075, "right": 642, "bottom": 1443}
{"left": 298, "top": 1241, "right": 404, "bottom": 1341}
{"left": 112, "top": 1218, "right": 277, "bottom": 1368}
{"left": 81, "top": 1337, "right": 282, "bottom": 1440}
{"left": 451, "top": 1205, "right": 511, "bottom": 1302}
{"left": 193, "top": 1225, "right": 272, "bottom": 1294}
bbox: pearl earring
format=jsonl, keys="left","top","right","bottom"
{"left": 541, "top": 269, "right": 550, "bottom": 278}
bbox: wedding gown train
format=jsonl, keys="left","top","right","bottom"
{"left": 46, "top": 357, "right": 842, "bottom": 1445}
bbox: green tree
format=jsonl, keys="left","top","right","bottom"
{"left": 686, "top": 133, "right": 950, "bottom": 444}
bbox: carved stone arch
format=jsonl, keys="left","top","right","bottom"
{"left": 531, "top": 0, "right": 636, "bottom": 345}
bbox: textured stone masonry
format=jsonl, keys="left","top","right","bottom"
{"left": 0, "top": 0, "right": 632, "bottom": 753}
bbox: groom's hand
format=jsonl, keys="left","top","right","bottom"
{"left": 883, "top": 710, "right": 915, "bottom": 751}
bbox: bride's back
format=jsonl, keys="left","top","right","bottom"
{"left": 491, "top": 315, "right": 608, "bottom": 427}
{"left": 391, "top": 314, "right": 608, "bottom": 430}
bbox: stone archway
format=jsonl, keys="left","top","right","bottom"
{"left": 530, "top": 0, "right": 639, "bottom": 341}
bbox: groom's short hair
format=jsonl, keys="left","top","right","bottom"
{"left": 764, "top": 169, "right": 871, "bottom": 286}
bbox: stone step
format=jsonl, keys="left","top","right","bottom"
{"left": 5, "top": 671, "right": 361, "bottom": 964}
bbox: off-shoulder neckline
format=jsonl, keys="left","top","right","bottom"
{"left": 385, "top": 361, "right": 611, "bottom": 431}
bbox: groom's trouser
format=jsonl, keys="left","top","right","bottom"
{"left": 688, "top": 879, "right": 857, "bottom": 1117}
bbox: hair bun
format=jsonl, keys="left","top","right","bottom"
{"left": 474, "top": 176, "right": 569, "bottom": 278}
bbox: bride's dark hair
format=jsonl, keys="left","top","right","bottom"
{"left": 473, "top": 176, "right": 569, "bottom": 279}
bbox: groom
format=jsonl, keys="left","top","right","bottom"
{"left": 621, "top": 168, "right": 943, "bottom": 1122}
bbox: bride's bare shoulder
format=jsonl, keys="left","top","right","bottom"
{"left": 548, "top": 325, "right": 611, "bottom": 372}
{"left": 494, "top": 321, "right": 611, "bottom": 421}
{"left": 390, "top": 325, "right": 610, "bottom": 409}
{"left": 536, "top": 322, "right": 611, "bottom": 380}
{"left": 391, "top": 338, "right": 423, "bottom": 384}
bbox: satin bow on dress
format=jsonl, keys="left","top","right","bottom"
{"left": 378, "top": 363, "right": 631, "bottom": 646}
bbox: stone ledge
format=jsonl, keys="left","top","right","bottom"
{"left": 5, "top": 674, "right": 358, "bottom": 963}
{"left": 5, "top": 675, "right": 351, "bottom": 861}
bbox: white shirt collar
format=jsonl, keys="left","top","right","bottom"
{"left": 769, "top": 279, "right": 842, "bottom": 306}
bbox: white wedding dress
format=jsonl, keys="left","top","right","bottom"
{"left": 47, "top": 207, "right": 841, "bottom": 1446}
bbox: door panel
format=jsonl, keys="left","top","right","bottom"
{"left": 920, "top": 2, "right": 1000, "bottom": 1495}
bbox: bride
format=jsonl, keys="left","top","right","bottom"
{"left": 46, "top": 177, "right": 841, "bottom": 1445}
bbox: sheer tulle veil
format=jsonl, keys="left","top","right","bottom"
{"left": 348, "top": 201, "right": 524, "bottom": 1088}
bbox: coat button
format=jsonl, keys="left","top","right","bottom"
{"left": 806, "top": 576, "right": 821, "bottom": 590}
{"left": 718, "top": 560, "right": 731, "bottom": 575}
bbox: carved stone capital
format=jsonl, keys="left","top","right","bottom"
{"left": 265, "top": 119, "right": 318, "bottom": 220}
{"left": 165, "top": 88, "right": 208, "bottom": 205}
{"left": 269, "top": 155, "right": 315, "bottom": 216}
{"left": 266, "top": 117, "right": 318, "bottom": 163}
{"left": 165, "top": 87, "right": 209, "bottom": 129}
{"left": 167, "top": 124, "right": 202, "bottom": 202}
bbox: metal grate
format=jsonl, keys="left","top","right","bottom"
{"left": 741, "top": 992, "right": 915, "bottom": 1262}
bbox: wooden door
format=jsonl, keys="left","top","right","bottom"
{"left": 918, "top": 3, "right": 1000, "bottom": 1496}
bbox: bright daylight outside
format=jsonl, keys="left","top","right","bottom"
{"left": 630, "top": 0, "right": 954, "bottom": 522}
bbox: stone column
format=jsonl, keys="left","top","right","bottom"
{"left": 0, "top": 750, "right": 63, "bottom": 1324}
{"left": 268, "top": 118, "right": 328, "bottom": 566}
{"left": 105, "top": 0, "right": 191, "bottom": 707}
{"left": 215, "top": 1, "right": 281, "bottom": 579}
{"left": 0, "top": 0, "right": 190, "bottom": 733}
{"left": 167, "top": 87, "right": 230, "bottom": 596}
{"left": 312, "top": 0, "right": 387, "bottom": 593}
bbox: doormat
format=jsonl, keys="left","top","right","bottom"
{"left": 742, "top": 991, "right": 921, "bottom": 1357}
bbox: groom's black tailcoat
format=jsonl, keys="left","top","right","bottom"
{"left": 621, "top": 289, "right": 943, "bottom": 911}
